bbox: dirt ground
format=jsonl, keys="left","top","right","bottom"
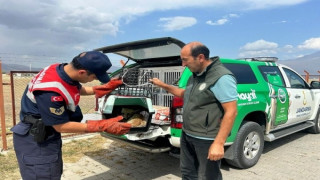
{"left": 2, "top": 131, "right": 320, "bottom": 180}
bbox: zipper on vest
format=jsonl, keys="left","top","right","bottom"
{"left": 205, "top": 110, "right": 209, "bottom": 135}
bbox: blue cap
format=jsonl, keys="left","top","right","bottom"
{"left": 77, "top": 51, "right": 111, "bottom": 83}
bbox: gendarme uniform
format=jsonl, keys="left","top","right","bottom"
{"left": 11, "top": 63, "right": 83, "bottom": 180}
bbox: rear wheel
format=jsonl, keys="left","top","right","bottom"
{"left": 308, "top": 108, "right": 320, "bottom": 134}
{"left": 226, "top": 121, "right": 264, "bottom": 169}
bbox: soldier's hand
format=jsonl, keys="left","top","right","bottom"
{"left": 93, "top": 79, "right": 123, "bottom": 98}
{"left": 86, "top": 116, "right": 131, "bottom": 135}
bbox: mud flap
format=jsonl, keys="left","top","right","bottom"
{"left": 224, "top": 145, "right": 234, "bottom": 160}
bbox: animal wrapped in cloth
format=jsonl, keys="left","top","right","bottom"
{"left": 121, "top": 108, "right": 147, "bottom": 127}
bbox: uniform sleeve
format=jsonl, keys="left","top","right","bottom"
{"left": 34, "top": 91, "right": 70, "bottom": 126}
{"left": 69, "top": 106, "right": 83, "bottom": 122}
{"left": 210, "top": 75, "right": 238, "bottom": 103}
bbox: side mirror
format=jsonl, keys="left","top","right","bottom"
{"left": 310, "top": 81, "right": 320, "bottom": 89}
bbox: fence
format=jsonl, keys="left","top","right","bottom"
{"left": 1, "top": 68, "right": 102, "bottom": 150}
{"left": 301, "top": 74, "right": 320, "bottom": 83}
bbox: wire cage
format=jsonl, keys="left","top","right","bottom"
{"left": 117, "top": 67, "right": 154, "bottom": 98}
{"left": 102, "top": 66, "right": 184, "bottom": 132}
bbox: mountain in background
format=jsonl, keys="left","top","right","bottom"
{"left": 1, "top": 62, "right": 121, "bottom": 74}
{"left": 1, "top": 63, "right": 42, "bottom": 73}
{"left": 279, "top": 51, "right": 320, "bottom": 75}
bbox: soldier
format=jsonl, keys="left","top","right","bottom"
{"left": 11, "top": 51, "right": 131, "bottom": 179}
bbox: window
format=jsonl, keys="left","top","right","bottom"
{"left": 224, "top": 64, "right": 258, "bottom": 84}
{"left": 283, "top": 68, "right": 309, "bottom": 89}
{"left": 259, "top": 66, "right": 285, "bottom": 87}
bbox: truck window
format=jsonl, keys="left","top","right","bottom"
{"left": 259, "top": 66, "right": 285, "bottom": 87}
{"left": 224, "top": 64, "right": 258, "bottom": 84}
{"left": 283, "top": 68, "right": 309, "bottom": 89}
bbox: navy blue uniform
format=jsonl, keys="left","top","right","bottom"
{"left": 11, "top": 63, "right": 83, "bottom": 180}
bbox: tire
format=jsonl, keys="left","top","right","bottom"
{"left": 225, "top": 121, "right": 264, "bottom": 169}
{"left": 308, "top": 108, "right": 320, "bottom": 134}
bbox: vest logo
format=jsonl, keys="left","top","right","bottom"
{"left": 51, "top": 96, "right": 63, "bottom": 102}
{"left": 50, "top": 106, "right": 65, "bottom": 115}
{"left": 199, "top": 83, "right": 207, "bottom": 91}
{"left": 34, "top": 67, "right": 49, "bottom": 84}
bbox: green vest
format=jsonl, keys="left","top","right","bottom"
{"left": 182, "top": 57, "right": 233, "bottom": 138}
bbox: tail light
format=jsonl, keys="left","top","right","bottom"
{"left": 170, "top": 96, "right": 183, "bottom": 129}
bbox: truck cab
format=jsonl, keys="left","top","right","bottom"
{"left": 171, "top": 57, "right": 320, "bottom": 168}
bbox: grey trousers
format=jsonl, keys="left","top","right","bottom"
{"left": 180, "top": 131, "right": 222, "bottom": 180}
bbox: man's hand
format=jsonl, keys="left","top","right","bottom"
{"left": 149, "top": 78, "right": 185, "bottom": 97}
{"left": 86, "top": 116, "right": 131, "bottom": 135}
{"left": 149, "top": 78, "right": 165, "bottom": 87}
{"left": 93, "top": 79, "right": 123, "bottom": 98}
{"left": 207, "top": 142, "right": 225, "bottom": 161}
{"left": 207, "top": 101, "right": 237, "bottom": 161}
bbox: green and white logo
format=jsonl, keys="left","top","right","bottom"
{"left": 278, "top": 88, "right": 287, "bottom": 103}
{"left": 238, "top": 89, "right": 257, "bottom": 102}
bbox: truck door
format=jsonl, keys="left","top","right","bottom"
{"left": 266, "top": 73, "right": 289, "bottom": 126}
{"left": 282, "top": 68, "right": 313, "bottom": 124}
{"left": 259, "top": 66, "right": 289, "bottom": 127}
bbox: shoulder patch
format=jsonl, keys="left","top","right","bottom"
{"left": 51, "top": 96, "right": 63, "bottom": 102}
{"left": 50, "top": 106, "right": 65, "bottom": 115}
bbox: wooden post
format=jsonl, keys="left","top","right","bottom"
{"left": 304, "top": 70, "right": 309, "bottom": 83}
{"left": 0, "top": 61, "right": 8, "bottom": 150}
{"left": 10, "top": 72, "right": 16, "bottom": 126}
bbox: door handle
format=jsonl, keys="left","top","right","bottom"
{"left": 270, "top": 95, "right": 277, "bottom": 98}
{"left": 295, "top": 95, "right": 301, "bottom": 98}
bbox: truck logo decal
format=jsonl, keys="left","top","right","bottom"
{"left": 296, "top": 106, "right": 312, "bottom": 117}
{"left": 296, "top": 106, "right": 311, "bottom": 113}
{"left": 238, "top": 89, "right": 257, "bottom": 102}
{"left": 302, "top": 91, "right": 307, "bottom": 105}
{"left": 278, "top": 89, "right": 287, "bottom": 104}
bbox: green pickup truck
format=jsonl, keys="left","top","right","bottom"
{"left": 91, "top": 37, "right": 320, "bottom": 169}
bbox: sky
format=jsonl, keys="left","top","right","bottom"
{"left": 0, "top": 0, "right": 319, "bottom": 68}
